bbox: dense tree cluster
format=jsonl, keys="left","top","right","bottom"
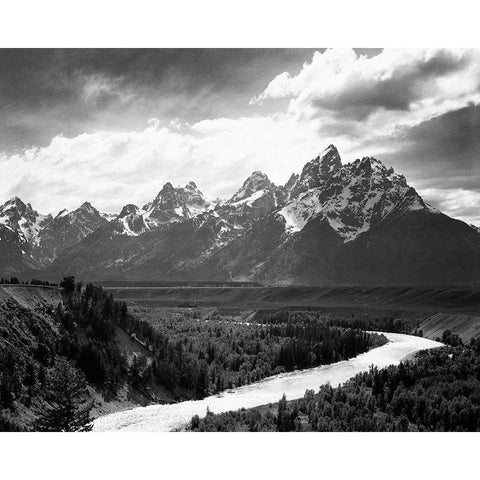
{"left": 191, "top": 339, "right": 480, "bottom": 432}
{"left": 133, "top": 308, "right": 386, "bottom": 396}
{"left": 256, "top": 310, "right": 421, "bottom": 336}
{"left": 0, "top": 277, "right": 57, "bottom": 286}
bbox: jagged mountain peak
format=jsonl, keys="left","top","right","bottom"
{"left": 316, "top": 144, "right": 342, "bottom": 172}
{"left": 227, "top": 171, "right": 274, "bottom": 205}
{"left": 136, "top": 181, "right": 211, "bottom": 230}
{"left": 53, "top": 202, "right": 103, "bottom": 222}
{"left": 284, "top": 173, "right": 299, "bottom": 191}
{"left": 4, "top": 195, "right": 25, "bottom": 206}
{"left": 1, "top": 196, "right": 35, "bottom": 215}
{"left": 153, "top": 182, "right": 176, "bottom": 201}
{"left": 280, "top": 150, "right": 434, "bottom": 242}
{"left": 290, "top": 144, "right": 342, "bottom": 198}
{"left": 119, "top": 204, "right": 140, "bottom": 218}
{"left": 243, "top": 170, "right": 272, "bottom": 187}
{"left": 345, "top": 157, "right": 408, "bottom": 192}
{"left": 161, "top": 182, "right": 175, "bottom": 192}
{"left": 55, "top": 208, "right": 69, "bottom": 219}
{"left": 185, "top": 181, "right": 198, "bottom": 190}
{"left": 146, "top": 183, "right": 182, "bottom": 212}
{"left": 0, "top": 196, "right": 51, "bottom": 242}
{"left": 78, "top": 201, "right": 96, "bottom": 211}
{"left": 350, "top": 156, "right": 393, "bottom": 176}
{"left": 305, "top": 144, "right": 342, "bottom": 178}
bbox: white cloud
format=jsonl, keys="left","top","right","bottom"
{"left": 421, "top": 188, "right": 480, "bottom": 226}
{"left": 253, "top": 48, "right": 480, "bottom": 135}
{"left": 0, "top": 114, "right": 324, "bottom": 215}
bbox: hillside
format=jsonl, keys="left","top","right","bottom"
{"left": 0, "top": 284, "right": 189, "bottom": 431}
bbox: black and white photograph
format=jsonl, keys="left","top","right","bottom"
{"left": 1, "top": 2, "right": 479, "bottom": 478}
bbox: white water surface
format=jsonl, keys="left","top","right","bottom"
{"left": 93, "top": 332, "right": 443, "bottom": 432}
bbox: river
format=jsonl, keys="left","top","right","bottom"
{"left": 93, "top": 332, "right": 443, "bottom": 432}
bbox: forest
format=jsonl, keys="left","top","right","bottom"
{"left": 190, "top": 334, "right": 480, "bottom": 432}
{"left": 255, "top": 310, "right": 424, "bottom": 336}
{"left": 0, "top": 278, "right": 385, "bottom": 431}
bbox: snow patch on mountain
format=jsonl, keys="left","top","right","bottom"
{"left": 100, "top": 212, "right": 117, "bottom": 222}
{"left": 113, "top": 182, "right": 213, "bottom": 236}
{"left": 229, "top": 189, "right": 266, "bottom": 207}
{"left": 279, "top": 153, "right": 436, "bottom": 242}
{"left": 227, "top": 171, "right": 272, "bottom": 205}
{"left": 0, "top": 197, "right": 51, "bottom": 244}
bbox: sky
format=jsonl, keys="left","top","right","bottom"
{"left": 1, "top": 48, "right": 479, "bottom": 225}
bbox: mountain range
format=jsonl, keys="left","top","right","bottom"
{"left": 2, "top": 145, "right": 480, "bottom": 285}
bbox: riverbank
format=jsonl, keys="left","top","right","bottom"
{"left": 93, "top": 332, "right": 443, "bottom": 432}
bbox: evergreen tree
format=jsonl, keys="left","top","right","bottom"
{"left": 36, "top": 358, "right": 93, "bottom": 432}
{"left": 60, "top": 276, "right": 76, "bottom": 297}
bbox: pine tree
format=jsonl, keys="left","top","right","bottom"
{"left": 36, "top": 358, "right": 93, "bottom": 432}
{"left": 60, "top": 276, "right": 76, "bottom": 297}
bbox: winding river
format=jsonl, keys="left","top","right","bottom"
{"left": 93, "top": 332, "right": 443, "bottom": 432}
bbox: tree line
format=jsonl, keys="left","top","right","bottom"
{"left": 256, "top": 310, "right": 424, "bottom": 336}
{"left": 0, "top": 277, "right": 57, "bottom": 286}
{"left": 190, "top": 337, "right": 480, "bottom": 432}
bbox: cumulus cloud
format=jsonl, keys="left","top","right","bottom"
{"left": 253, "top": 49, "right": 480, "bottom": 123}
{"left": 0, "top": 114, "right": 322, "bottom": 215}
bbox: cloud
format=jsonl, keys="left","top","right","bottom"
{"left": 369, "top": 101, "right": 480, "bottom": 192}
{"left": 421, "top": 188, "right": 480, "bottom": 226}
{"left": 253, "top": 49, "right": 480, "bottom": 126}
{"left": 0, "top": 49, "right": 320, "bottom": 152}
{"left": 0, "top": 114, "right": 322, "bottom": 215}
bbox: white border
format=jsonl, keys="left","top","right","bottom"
{"left": 0, "top": 0, "right": 479, "bottom": 47}
{"left": 1, "top": 1, "right": 479, "bottom": 478}
{"left": 1, "top": 432, "right": 478, "bottom": 479}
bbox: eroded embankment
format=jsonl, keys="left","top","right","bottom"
{"left": 0, "top": 285, "right": 61, "bottom": 309}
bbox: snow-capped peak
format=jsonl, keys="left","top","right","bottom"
{"left": 119, "top": 204, "right": 140, "bottom": 218}
{"left": 78, "top": 201, "right": 97, "bottom": 213}
{"left": 227, "top": 171, "right": 273, "bottom": 206}
{"left": 114, "top": 182, "right": 212, "bottom": 235}
{"left": 55, "top": 208, "right": 70, "bottom": 219}
{"left": 143, "top": 181, "right": 211, "bottom": 222}
{"left": 318, "top": 144, "right": 342, "bottom": 172}
{"left": 0, "top": 196, "right": 51, "bottom": 242}
{"left": 290, "top": 144, "right": 342, "bottom": 198}
{"left": 185, "top": 181, "right": 199, "bottom": 191}
{"left": 279, "top": 148, "right": 435, "bottom": 242}
{"left": 51, "top": 202, "right": 103, "bottom": 223}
